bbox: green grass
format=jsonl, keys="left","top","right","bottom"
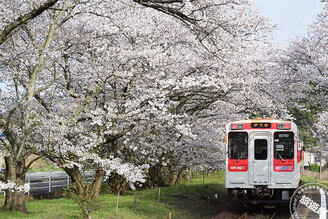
{"left": 301, "top": 173, "right": 328, "bottom": 187}
{"left": 26, "top": 156, "right": 61, "bottom": 173}
{"left": 0, "top": 171, "right": 227, "bottom": 219}
{"left": 27, "top": 165, "right": 61, "bottom": 173}
{"left": 0, "top": 198, "right": 79, "bottom": 219}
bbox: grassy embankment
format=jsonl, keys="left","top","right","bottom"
{"left": 0, "top": 171, "right": 228, "bottom": 219}
{"left": 26, "top": 157, "right": 61, "bottom": 173}
{"left": 1, "top": 169, "right": 326, "bottom": 218}
{"left": 301, "top": 170, "right": 328, "bottom": 187}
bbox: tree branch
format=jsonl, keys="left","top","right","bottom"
{"left": 138, "top": 0, "right": 183, "bottom": 3}
{"left": 133, "top": 0, "right": 197, "bottom": 25}
{"left": 0, "top": 0, "right": 60, "bottom": 45}
{"left": 24, "top": 156, "right": 43, "bottom": 174}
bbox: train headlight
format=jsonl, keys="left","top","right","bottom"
{"left": 278, "top": 123, "right": 291, "bottom": 130}
{"left": 231, "top": 123, "right": 244, "bottom": 130}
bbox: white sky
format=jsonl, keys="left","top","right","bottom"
{"left": 255, "top": 0, "right": 324, "bottom": 45}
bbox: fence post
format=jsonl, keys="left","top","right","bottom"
{"left": 133, "top": 191, "right": 137, "bottom": 209}
{"left": 49, "top": 175, "right": 51, "bottom": 193}
{"left": 28, "top": 179, "right": 30, "bottom": 195}
{"left": 116, "top": 191, "right": 120, "bottom": 216}
{"left": 157, "top": 187, "right": 161, "bottom": 204}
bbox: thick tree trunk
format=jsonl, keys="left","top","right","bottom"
{"left": 107, "top": 173, "right": 127, "bottom": 195}
{"left": 3, "top": 157, "right": 28, "bottom": 213}
{"left": 3, "top": 156, "right": 15, "bottom": 210}
{"left": 90, "top": 170, "right": 104, "bottom": 199}
{"left": 3, "top": 189, "right": 13, "bottom": 210}
{"left": 168, "top": 164, "right": 180, "bottom": 185}
{"left": 170, "top": 170, "right": 178, "bottom": 185}
{"left": 62, "top": 165, "right": 104, "bottom": 199}
{"left": 11, "top": 191, "right": 27, "bottom": 213}
{"left": 148, "top": 165, "right": 165, "bottom": 187}
{"left": 63, "top": 165, "right": 87, "bottom": 195}
{"left": 11, "top": 159, "right": 27, "bottom": 213}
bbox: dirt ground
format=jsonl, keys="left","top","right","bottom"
{"left": 210, "top": 203, "right": 247, "bottom": 219}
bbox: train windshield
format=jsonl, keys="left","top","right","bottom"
{"left": 274, "top": 132, "right": 294, "bottom": 159}
{"left": 228, "top": 132, "right": 248, "bottom": 159}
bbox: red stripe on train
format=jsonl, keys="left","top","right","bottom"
{"left": 228, "top": 159, "right": 248, "bottom": 172}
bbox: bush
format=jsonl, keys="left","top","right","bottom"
{"left": 311, "top": 163, "right": 320, "bottom": 172}
{"left": 64, "top": 184, "right": 102, "bottom": 219}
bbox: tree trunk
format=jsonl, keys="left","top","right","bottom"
{"left": 11, "top": 159, "right": 28, "bottom": 213}
{"left": 3, "top": 157, "right": 28, "bottom": 213}
{"left": 148, "top": 165, "right": 165, "bottom": 187}
{"left": 11, "top": 191, "right": 27, "bottom": 213}
{"left": 174, "top": 169, "right": 184, "bottom": 185}
{"left": 90, "top": 170, "right": 104, "bottom": 199}
{"left": 62, "top": 165, "right": 87, "bottom": 195}
{"left": 107, "top": 173, "right": 127, "bottom": 194}
{"left": 170, "top": 170, "right": 178, "bottom": 185}
{"left": 3, "top": 189, "right": 13, "bottom": 211}
{"left": 3, "top": 156, "right": 15, "bottom": 210}
{"left": 62, "top": 165, "right": 104, "bottom": 199}
{"left": 57, "top": 159, "right": 107, "bottom": 199}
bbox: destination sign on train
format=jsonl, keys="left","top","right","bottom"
{"left": 251, "top": 123, "right": 271, "bottom": 128}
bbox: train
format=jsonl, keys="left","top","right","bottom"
{"left": 225, "top": 118, "right": 304, "bottom": 204}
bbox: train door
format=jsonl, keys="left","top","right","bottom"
{"left": 249, "top": 132, "right": 271, "bottom": 184}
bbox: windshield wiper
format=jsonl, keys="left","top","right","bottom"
{"left": 235, "top": 153, "right": 243, "bottom": 163}
{"left": 277, "top": 153, "right": 285, "bottom": 163}
{"left": 235, "top": 158, "right": 241, "bottom": 163}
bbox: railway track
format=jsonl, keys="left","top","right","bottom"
{"left": 238, "top": 204, "right": 289, "bottom": 219}
{"left": 239, "top": 211, "right": 277, "bottom": 219}
{"left": 211, "top": 203, "right": 290, "bottom": 219}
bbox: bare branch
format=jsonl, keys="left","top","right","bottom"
{"left": 0, "top": 0, "right": 60, "bottom": 45}
{"left": 133, "top": 0, "right": 198, "bottom": 25}
{"left": 25, "top": 156, "right": 43, "bottom": 174}
{"left": 138, "top": 0, "right": 183, "bottom": 3}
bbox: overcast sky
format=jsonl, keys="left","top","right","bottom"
{"left": 255, "top": 0, "right": 324, "bottom": 45}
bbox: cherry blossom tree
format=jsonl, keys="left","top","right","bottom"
{"left": 275, "top": 4, "right": 328, "bottom": 146}
{"left": 280, "top": 3, "right": 328, "bottom": 104}
{"left": 314, "top": 112, "right": 328, "bottom": 143}
{"left": 88, "top": 0, "right": 289, "bottom": 185}
{"left": 0, "top": 0, "right": 94, "bottom": 212}
{"left": 0, "top": 0, "right": 286, "bottom": 213}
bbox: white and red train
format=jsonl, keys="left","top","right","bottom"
{"left": 225, "top": 118, "right": 304, "bottom": 204}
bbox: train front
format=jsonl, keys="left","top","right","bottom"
{"left": 225, "top": 119, "right": 303, "bottom": 204}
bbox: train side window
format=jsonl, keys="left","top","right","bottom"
{"left": 254, "top": 139, "right": 267, "bottom": 160}
{"left": 228, "top": 132, "right": 248, "bottom": 159}
{"left": 274, "top": 132, "right": 294, "bottom": 159}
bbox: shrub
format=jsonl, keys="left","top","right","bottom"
{"left": 64, "top": 184, "right": 102, "bottom": 219}
{"left": 311, "top": 163, "right": 320, "bottom": 172}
